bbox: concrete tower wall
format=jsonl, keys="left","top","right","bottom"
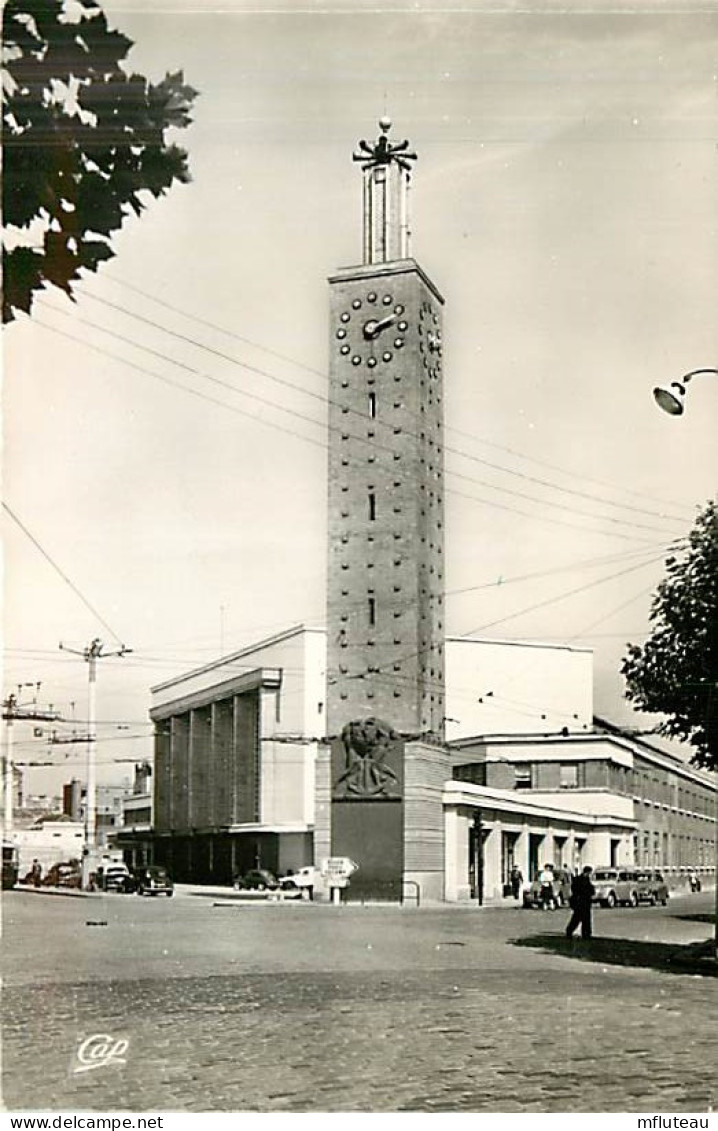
{"left": 326, "top": 258, "right": 445, "bottom": 740}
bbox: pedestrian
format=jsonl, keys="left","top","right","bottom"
{"left": 510, "top": 865, "right": 523, "bottom": 900}
{"left": 538, "top": 862, "right": 556, "bottom": 910}
{"left": 566, "top": 865, "right": 595, "bottom": 940}
{"left": 30, "top": 859, "right": 42, "bottom": 887}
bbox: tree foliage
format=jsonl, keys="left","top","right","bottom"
{"left": 2, "top": 0, "right": 197, "bottom": 322}
{"left": 622, "top": 498, "right": 718, "bottom": 770}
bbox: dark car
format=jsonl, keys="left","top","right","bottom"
{"left": 233, "top": 868, "right": 278, "bottom": 892}
{"left": 43, "top": 861, "right": 82, "bottom": 889}
{"left": 135, "top": 866, "right": 174, "bottom": 897}
{"left": 522, "top": 868, "right": 573, "bottom": 909}
{"left": 635, "top": 869, "right": 669, "bottom": 905}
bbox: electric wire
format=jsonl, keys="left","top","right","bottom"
{"left": 94, "top": 274, "right": 693, "bottom": 522}
{"left": 342, "top": 548, "right": 668, "bottom": 691}
{"left": 34, "top": 315, "right": 670, "bottom": 546}
{"left": 66, "top": 289, "right": 688, "bottom": 532}
{"left": 2, "top": 503, "right": 126, "bottom": 647}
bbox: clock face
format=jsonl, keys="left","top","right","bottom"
{"left": 419, "top": 300, "right": 442, "bottom": 381}
{"left": 334, "top": 292, "right": 406, "bottom": 367}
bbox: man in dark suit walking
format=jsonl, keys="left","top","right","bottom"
{"left": 566, "top": 865, "right": 595, "bottom": 939}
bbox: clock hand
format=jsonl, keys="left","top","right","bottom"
{"left": 362, "top": 313, "right": 397, "bottom": 340}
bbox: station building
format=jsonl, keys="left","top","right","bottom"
{"left": 144, "top": 624, "right": 716, "bottom": 902}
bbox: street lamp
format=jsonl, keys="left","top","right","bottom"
{"left": 653, "top": 368, "right": 718, "bottom": 416}
{"left": 652, "top": 366, "right": 718, "bottom": 963}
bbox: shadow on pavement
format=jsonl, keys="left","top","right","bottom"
{"left": 671, "top": 913, "right": 715, "bottom": 925}
{"left": 511, "top": 933, "right": 717, "bottom": 977}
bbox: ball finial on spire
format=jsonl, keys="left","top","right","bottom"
{"left": 378, "top": 115, "right": 392, "bottom": 134}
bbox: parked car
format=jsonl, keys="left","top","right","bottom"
{"left": 135, "top": 866, "right": 174, "bottom": 897}
{"left": 43, "top": 861, "right": 82, "bottom": 889}
{"left": 592, "top": 868, "right": 641, "bottom": 907}
{"left": 635, "top": 869, "right": 669, "bottom": 906}
{"left": 233, "top": 868, "right": 278, "bottom": 891}
{"left": 97, "top": 863, "right": 135, "bottom": 893}
{"left": 278, "top": 866, "right": 317, "bottom": 898}
{"left": 522, "top": 868, "right": 573, "bottom": 909}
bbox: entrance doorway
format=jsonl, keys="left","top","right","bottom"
{"left": 528, "top": 833, "right": 543, "bottom": 880}
{"left": 502, "top": 831, "right": 520, "bottom": 894}
{"left": 468, "top": 815, "right": 490, "bottom": 904}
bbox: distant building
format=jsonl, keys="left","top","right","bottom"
{"left": 63, "top": 778, "right": 82, "bottom": 821}
{"left": 0, "top": 763, "right": 25, "bottom": 821}
{"left": 13, "top": 815, "right": 84, "bottom": 876}
{"left": 116, "top": 762, "right": 154, "bottom": 870}
{"left": 61, "top": 779, "right": 126, "bottom": 847}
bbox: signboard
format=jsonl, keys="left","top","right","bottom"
{"left": 321, "top": 856, "right": 359, "bottom": 888}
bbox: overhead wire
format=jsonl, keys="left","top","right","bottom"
{"left": 34, "top": 313, "right": 672, "bottom": 547}
{"left": 95, "top": 274, "right": 693, "bottom": 522}
{"left": 342, "top": 546, "right": 668, "bottom": 693}
{"left": 2, "top": 502, "right": 127, "bottom": 647}
{"left": 64, "top": 289, "right": 688, "bottom": 533}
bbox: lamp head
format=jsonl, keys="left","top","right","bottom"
{"left": 653, "top": 382, "right": 686, "bottom": 416}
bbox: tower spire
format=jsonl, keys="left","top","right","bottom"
{"left": 353, "top": 117, "right": 417, "bottom": 265}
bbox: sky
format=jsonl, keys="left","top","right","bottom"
{"left": 3, "top": 0, "right": 717, "bottom": 797}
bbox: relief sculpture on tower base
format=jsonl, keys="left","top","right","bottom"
{"left": 332, "top": 717, "right": 403, "bottom": 801}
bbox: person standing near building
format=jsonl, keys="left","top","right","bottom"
{"left": 510, "top": 865, "right": 523, "bottom": 900}
{"left": 538, "top": 862, "right": 556, "bottom": 910}
{"left": 566, "top": 866, "right": 595, "bottom": 939}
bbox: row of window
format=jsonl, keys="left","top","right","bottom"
{"left": 636, "top": 830, "right": 715, "bottom": 867}
{"left": 512, "top": 762, "right": 714, "bottom": 811}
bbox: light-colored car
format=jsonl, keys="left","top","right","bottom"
{"left": 592, "top": 868, "right": 641, "bottom": 908}
{"left": 635, "top": 869, "right": 669, "bottom": 905}
{"left": 278, "top": 866, "right": 317, "bottom": 898}
{"left": 98, "top": 863, "right": 134, "bottom": 893}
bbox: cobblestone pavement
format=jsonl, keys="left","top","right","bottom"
{"left": 2, "top": 890, "right": 715, "bottom": 1113}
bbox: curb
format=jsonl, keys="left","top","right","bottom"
{"left": 14, "top": 884, "right": 100, "bottom": 899}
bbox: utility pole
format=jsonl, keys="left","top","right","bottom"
{"left": 59, "top": 639, "right": 131, "bottom": 886}
{"left": 2, "top": 687, "right": 62, "bottom": 838}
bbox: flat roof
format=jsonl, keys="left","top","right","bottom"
{"left": 150, "top": 623, "right": 324, "bottom": 695}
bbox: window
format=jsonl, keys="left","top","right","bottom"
{"left": 368, "top": 596, "right": 376, "bottom": 626}
{"left": 515, "top": 765, "right": 532, "bottom": 790}
{"left": 368, "top": 492, "right": 376, "bottom": 521}
{"left": 368, "top": 392, "right": 377, "bottom": 418}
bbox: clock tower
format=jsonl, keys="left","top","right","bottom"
{"left": 326, "top": 118, "right": 446, "bottom": 742}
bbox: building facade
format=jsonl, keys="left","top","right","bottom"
{"left": 147, "top": 626, "right": 324, "bottom": 883}
{"left": 447, "top": 729, "right": 715, "bottom": 900}
{"left": 143, "top": 626, "right": 715, "bottom": 899}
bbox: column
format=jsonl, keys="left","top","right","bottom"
{"left": 514, "top": 824, "right": 530, "bottom": 886}
{"left": 444, "top": 807, "right": 470, "bottom": 902}
{"left": 483, "top": 819, "right": 503, "bottom": 901}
